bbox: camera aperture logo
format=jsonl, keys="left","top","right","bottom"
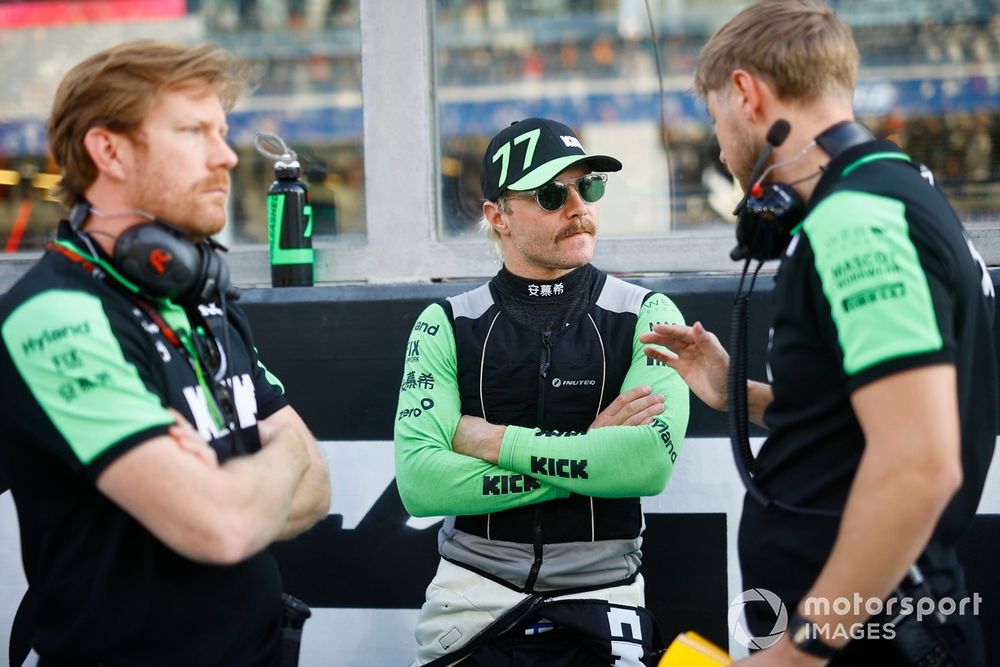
{"left": 728, "top": 588, "right": 788, "bottom": 650}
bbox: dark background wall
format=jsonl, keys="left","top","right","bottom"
{"left": 242, "top": 270, "right": 1000, "bottom": 656}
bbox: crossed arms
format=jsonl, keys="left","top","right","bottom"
{"left": 394, "top": 297, "right": 690, "bottom": 518}
{"left": 98, "top": 404, "right": 331, "bottom": 564}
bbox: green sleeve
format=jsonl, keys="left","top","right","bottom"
{"left": 1, "top": 290, "right": 173, "bottom": 466}
{"left": 497, "top": 292, "right": 689, "bottom": 497}
{"left": 393, "top": 303, "right": 569, "bottom": 517}
{"left": 803, "top": 191, "right": 942, "bottom": 376}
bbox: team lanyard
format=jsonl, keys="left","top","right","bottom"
{"left": 48, "top": 238, "right": 233, "bottom": 432}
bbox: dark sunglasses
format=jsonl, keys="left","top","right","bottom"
{"left": 506, "top": 173, "right": 608, "bottom": 212}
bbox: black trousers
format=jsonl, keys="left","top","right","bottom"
{"left": 466, "top": 627, "right": 643, "bottom": 667}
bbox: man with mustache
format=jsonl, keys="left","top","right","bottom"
{"left": 395, "top": 117, "right": 690, "bottom": 665}
{"left": 0, "top": 40, "right": 329, "bottom": 665}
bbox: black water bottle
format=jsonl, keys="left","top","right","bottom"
{"left": 267, "top": 158, "right": 314, "bottom": 287}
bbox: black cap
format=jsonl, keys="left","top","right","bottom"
{"left": 480, "top": 118, "right": 622, "bottom": 201}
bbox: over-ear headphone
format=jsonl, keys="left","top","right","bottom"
{"left": 730, "top": 120, "right": 874, "bottom": 262}
{"left": 70, "top": 202, "right": 239, "bottom": 304}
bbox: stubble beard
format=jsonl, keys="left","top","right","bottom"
{"left": 735, "top": 134, "right": 770, "bottom": 191}
{"left": 129, "top": 175, "right": 229, "bottom": 239}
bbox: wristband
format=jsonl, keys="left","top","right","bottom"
{"left": 787, "top": 612, "right": 840, "bottom": 659}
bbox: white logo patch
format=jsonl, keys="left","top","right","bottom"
{"left": 560, "top": 135, "right": 583, "bottom": 149}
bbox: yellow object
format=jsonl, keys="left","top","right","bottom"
{"left": 32, "top": 172, "right": 62, "bottom": 191}
{"left": 658, "top": 631, "right": 733, "bottom": 666}
{"left": 30, "top": 172, "right": 63, "bottom": 202}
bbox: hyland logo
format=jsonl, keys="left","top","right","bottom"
{"left": 651, "top": 419, "right": 677, "bottom": 464}
{"left": 551, "top": 377, "right": 596, "bottom": 388}
{"left": 21, "top": 321, "right": 92, "bottom": 356}
{"left": 728, "top": 588, "right": 787, "bottom": 650}
{"left": 412, "top": 321, "right": 439, "bottom": 336}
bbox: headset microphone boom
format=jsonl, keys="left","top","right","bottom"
{"left": 730, "top": 119, "right": 806, "bottom": 262}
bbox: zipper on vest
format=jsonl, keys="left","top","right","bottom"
{"left": 524, "top": 505, "right": 544, "bottom": 593}
{"left": 526, "top": 331, "right": 553, "bottom": 592}
{"left": 539, "top": 330, "right": 552, "bottom": 379}
{"left": 537, "top": 330, "right": 552, "bottom": 425}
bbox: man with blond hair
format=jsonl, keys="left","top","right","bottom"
{"left": 642, "top": 1, "right": 994, "bottom": 664}
{"left": 0, "top": 40, "right": 329, "bottom": 665}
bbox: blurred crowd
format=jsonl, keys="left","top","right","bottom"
{"left": 0, "top": 0, "right": 998, "bottom": 247}
{"left": 187, "top": 0, "right": 1000, "bottom": 96}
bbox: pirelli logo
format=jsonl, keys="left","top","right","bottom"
{"left": 842, "top": 282, "right": 905, "bottom": 312}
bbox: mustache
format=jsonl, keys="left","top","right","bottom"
{"left": 558, "top": 220, "right": 596, "bottom": 240}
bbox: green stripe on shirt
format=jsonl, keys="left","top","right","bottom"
{"left": 2, "top": 290, "right": 172, "bottom": 464}
{"left": 803, "top": 190, "right": 942, "bottom": 376}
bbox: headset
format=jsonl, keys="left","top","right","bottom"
{"left": 728, "top": 118, "right": 874, "bottom": 518}
{"left": 726, "top": 121, "right": 960, "bottom": 663}
{"left": 68, "top": 200, "right": 244, "bottom": 457}
{"left": 69, "top": 201, "right": 239, "bottom": 305}
{"left": 731, "top": 119, "right": 874, "bottom": 262}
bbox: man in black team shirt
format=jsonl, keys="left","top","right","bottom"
{"left": 0, "top": 40, "right": 329, "bottom": 665}
{"left": 642, "top": 1, "right": 996, "bottom": 665}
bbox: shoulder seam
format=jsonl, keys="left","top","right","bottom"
{"left": 595, "top": 275, "right": 649, "bottom": 315}
{"left": 446, "top": 283, "right": 494, "bottom": 320}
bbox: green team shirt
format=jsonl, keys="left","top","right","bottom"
{"left": 740, "top": 141, "right": 997, "bottom": 615}
{"left": 0, "top": 226, "right": 288, "bottom": 664}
